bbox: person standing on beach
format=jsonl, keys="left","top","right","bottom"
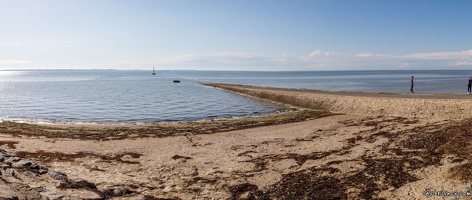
{"left": 468, "top": 77, "right": 472, "bottom": 94}
{"left": 410, "top": 76, "right": 414, "bottom": 94}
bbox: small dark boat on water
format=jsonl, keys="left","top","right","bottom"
{"left": 152, "top": 67, "right": 156, "bottom": 75}
{"left": 173, "top": 80, "right": 180, "bottom": 83}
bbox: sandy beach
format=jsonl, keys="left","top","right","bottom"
{"left": 2, "top": 84, "right": 472, "bottom": 199}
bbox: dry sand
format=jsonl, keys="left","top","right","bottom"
{"left": 1, "top": 84, "right": 472, "bottom": 199}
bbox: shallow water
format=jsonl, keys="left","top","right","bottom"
{"left": 0, "top": 70, "right": 470, "bottom": 123}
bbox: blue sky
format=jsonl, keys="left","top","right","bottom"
{"left": 0, "top": 0, "right": 471, "bottom": 70}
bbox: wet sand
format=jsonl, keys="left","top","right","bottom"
{"left": 1, "top": 84, "right": 472, "bottom": 199}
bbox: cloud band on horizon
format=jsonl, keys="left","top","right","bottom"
{"left": 113, "top": 49, "right": 472, "bottom": 70}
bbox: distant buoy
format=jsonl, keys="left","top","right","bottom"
{"left": 173, "top": 80, "right": 180, "bottom": 83}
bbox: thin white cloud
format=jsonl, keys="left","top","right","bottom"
{"left": 0, "top": 60, "right": 33, "bottom": 64}
{"left": 355, "top": 53, "right": 374, "bottom": 57}
{"left": 403, "top": 49, "right": 472, "bottom": 60}
{"left": 355, "top": 53, "right": 391, "bottom": 58}
{"left": 352, "top": 49, "right": 472, "bottom": 70}
{"left": 113, "top": 49, "right": 472, "bottom": 70}
{"left": 356, "top": 49, "right": 472, "bottom": 60}
{"left": 308, "top": 50, "right": 321, "bottom": 57}
{"left": 456, "top": 61, "right": 472, "bottom": 66}
{"left": 166, "top": 52, "right": 280, "bottom": 63}
{"left": 299, "top": 50, "right": 348, "bottom": 61}
{"left": 159, "top": 52, "right": 288, "bottom": 68}
{"left": 113, "top": 52, "right": 289, "bottom": 70}
{"left": 399, "top": 62, "right": 410, "bottom": 68}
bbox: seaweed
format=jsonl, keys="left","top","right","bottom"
{"left": 15, "top": 150, "right": 142, "bottom": 164}
{"left": 0, "top": 110, "right": 333, "bottom": 140}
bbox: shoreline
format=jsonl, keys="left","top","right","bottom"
{"left": 0, "top": 107, "right": 298, "bottom": 127}
{"left": 204, "top": 83, "right": 472, "bottom": 99}
{"left": 3, "top": 83, "right": 472, "bottom": 126}
{"left": 1, "top": 84, "right": 472, "bottom": 199}
{"left": 0, "top": 109, "right": 332, "bottom": 140}
{"left": 0, "top": 99, "right": 295, "bottom": 126}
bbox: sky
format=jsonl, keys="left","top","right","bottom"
{"left": 0, "top": 0, "right": 471, "bottom": 71}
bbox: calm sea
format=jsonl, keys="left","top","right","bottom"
{"left": 0, "top": 70, "right": 471, "bottom": 123}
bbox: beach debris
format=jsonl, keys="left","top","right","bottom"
{"left": 172, "top": 155, "right": 192, "bottom": 160}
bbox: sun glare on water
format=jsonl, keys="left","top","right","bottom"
{"left": 0, "top": 71, "right": 28, "bottom": 78}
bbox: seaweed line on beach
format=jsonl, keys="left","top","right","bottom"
{"left": 0, "top": 110, "right": 334, "bottom": 141}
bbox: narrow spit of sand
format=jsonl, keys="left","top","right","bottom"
{"left": 1, "top": 83, "right": 472, "bottom": 199}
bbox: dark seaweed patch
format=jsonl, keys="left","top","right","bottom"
{"left": 225, "top": 117, "right": 472, "bottom": 199}
{"left": 0, "top": 141, "right": 19, "bottom": 149}
{"left": 15, "top": 150, "right": 142, "bottom": 164}
{"left": 228, "top": 183, "right": 261, "bottom": 200}
{"left": 171, "top": 155, "right": 192, "bottom": 160}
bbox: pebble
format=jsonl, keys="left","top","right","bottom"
{"left": 5, "top": 168, "right": 15, "bottom": 176}
{"left": 1, "top": 164, "right": 10, "bottom": 170}
{"left": 23, "top": 170, "right": 36, "bottom": 179}
{"left": 29, "top": 162, "right": 39, "bottom": 169}
{"left": 47, "top": 194, "right": 65, "bottom": 200}
{"left": 39, "top": 169, "right": 48, "bottom": 175}
{"left": 191, "top": 166, "right": 199, "bottom": 176}
{"left": 0, "top": 148, "right": 159, "bottom": 199}
{"left": 0, "top": 148, "right": 120, "bottom": 199}
{"left": 132, "top": 195, "right": 146, "bottom": 200}
{"left": 113, "top": 188, "right": 124, "bottom": 196}
{"left": 12, "top": 160, "right": 32, "bottom": 168}
{"left": 49, "top": 171, "right": 68, "bottom": 180}
{"left": 4, "top": 156, "right": 21, "bottom": 163}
